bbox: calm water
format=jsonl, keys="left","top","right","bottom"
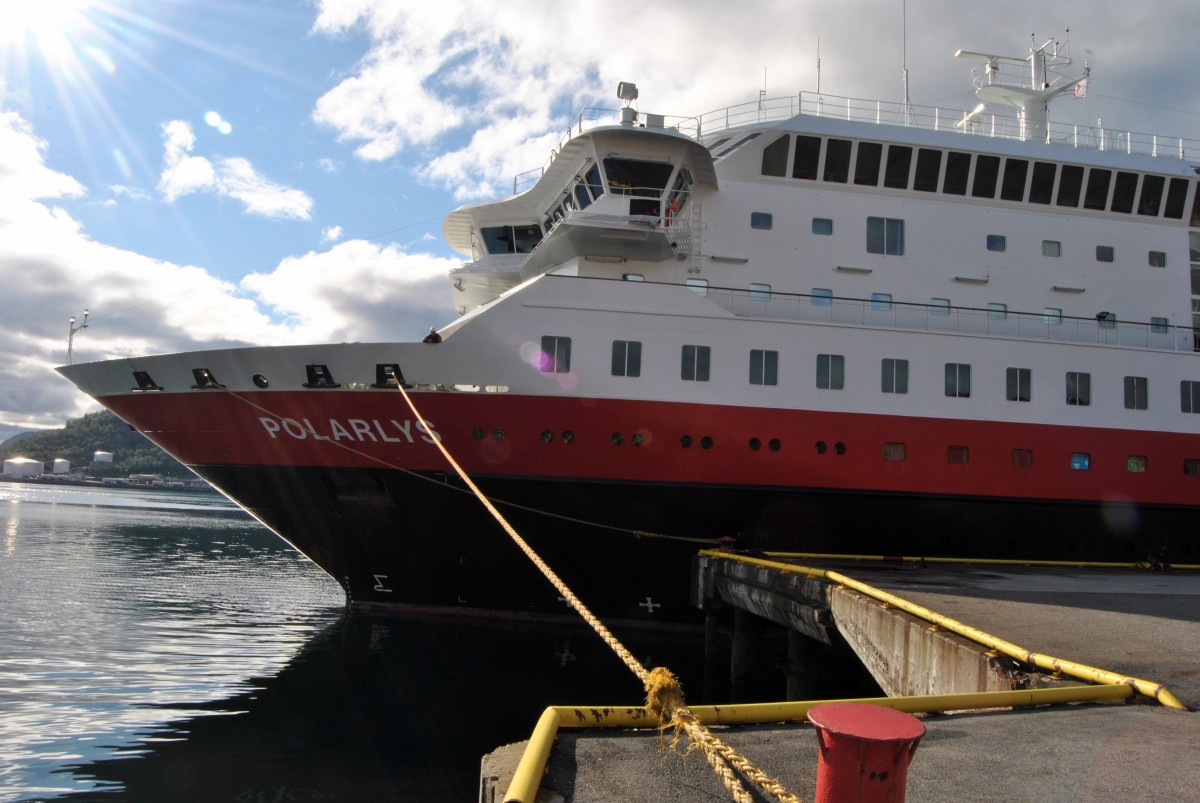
{"left": 0, "top": 483, "right": 707, "bottom": 802}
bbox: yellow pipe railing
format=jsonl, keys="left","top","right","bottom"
{"left": 699, "top": 550, "right": 1188, "bottom": 710}
{"left": 760, "top": 550, "right": 1200, "bottom": 571}
{"left": 503, "top": 685, "right": 1133, "bottom": 803}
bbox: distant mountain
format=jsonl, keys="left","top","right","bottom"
{"left": 0, "top": 430, "right": 37, "bottom": 446}
{"left": 0, "top": 411, "right": 188, "bottom": 477}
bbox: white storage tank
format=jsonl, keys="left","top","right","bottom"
{"left": 93, "top": 451, "right": 113, "bottom": 464}
{"left": 3, "top": 457, "right": 43, "bottom": 478}
{"left": 53, "top": 459, "right": 70, "bottom": 475}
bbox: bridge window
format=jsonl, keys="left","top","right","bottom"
{"left": 972, "top": 155, "right": 1000, "bottom": 198}
{"left": 1165, "top": 177, "right": 1189, "bottom": 219}
{"left": 482, "top": 225, "right": 543, "bottom": 255}
{"left": 824, "top": 139, "right": 852, "bottom": 183}
{"left": 913, "top": 148, "right": 942, "bottom": 193}
{"left": 1000, "top": 159, "right": 1028, "bottom": 201}
{"left": 1084, "top": 168, "right": 1112, "bottom": 210}
{"left": 602, "top": 157, "right": 674, "bottom": 197}
{"left": 884, "top": 145, "right": 912, "bottom": 189}
{"left": 793, "top": 135, "right": 821, "bottom": 180}
{"left": 1029, "top": 162, "right": 1056, "bottom": 204}
{"left": 1138, "top": 174, "right": 1165, "bottom": 216}
{"left": 854, "top": 142, "right": 882, "bottom": 186}
{"left": 761, "top": 134, "right": 790, "bottom": 177}
{"left": 1111, "top": 171, "right": 1139, "bottom": 214}
{"left": 1057, "top": 165, "right": 1084, "bottom": 207}
{"left": 943, "top": 151, "right": 971, "bottom": 195}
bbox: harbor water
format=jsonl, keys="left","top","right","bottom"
{"left": 0, "top": 483, "right": 706, "bottom": 802}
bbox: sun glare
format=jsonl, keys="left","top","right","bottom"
{"left": 2, "top": 0, "right": 97, "bottom": 47}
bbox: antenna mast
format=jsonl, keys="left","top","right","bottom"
{"left": 67, "top": 309, "right": 89, "bottom": 365}
{"left": 901, "top": 0, "right": 912, "bottom": 124}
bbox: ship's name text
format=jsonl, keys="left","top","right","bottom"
{"left": 259, "top": 416, "right": 440, "bottom": 444}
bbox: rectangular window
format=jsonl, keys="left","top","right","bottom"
{"left": 823, "top": 139, "right": 852, "bottom": 183}
{"left": 942, "top": 151, "right": 971, "bottom": 195}
{"left": 854, "top": 142, "right": 882, "bottom": 186}
{"left": 749, "top": 283, "right": 772, "bottom": 301}
{"left": 871, "top": 292, "right": 893, "bottom": 310}
{"left": 750, "top": 212, "right": 773, "bottom": 230}
{"left": 1151, "top": 316, "right": 1170, "bottom": 334}
{"left": 1000, "top": 159, "right": 1029, "bottom": 201}
{"left": 1070, "top": 452, "right": 1091, "bottom": 470}
{"left": 1084, "top": 168, "right": 1112, "bottom": 210}
{"left": 1042, "top": 240, "right": 1062, "bottom": 258}
{"left": 1165, "top": 177, "right": 1189, "bottom": 219}
{"left": 812, "top": 218, "right": 834, "bottom": 235}
{"left": 881, "top": 358, "right": 909, "bottom": 394}
{"left": 867, "top": 217, "right": 905, "bottom": 255}
{"left": 913, "top": 148, "right": 942, "bottom": 192}
{"left": 986, "top": 234, "right": 1007, "bottom": 252}
{"left": 1066, "top": 371, "right": 1091, "bottom": 406}
{"left": 622, "top": 272, "right": 645, "bottom": 281}
{"left": 1057, "top": 164, "right": 1084, "bottom": 207}
{"left": 749, "top": 349, "right": 778, "bottom": 386}
{"left": 988, "top": 303, "right": 1008, "bottom": 320}
{"left": 1138, "top": 174, "right": 1165, "bottom": 217}
{"left": 1185, "top": 458, "right": 1200, "bottom": 476}
{"left": 1029, "top": 161, "right": 1056, "bottom": 204}
{"left": 1098, "top": 312, "right": 1117, "bottom": 330}
{"left": 1096, "top": 245, "right": 1115, "bottom": 263}
{"left": 811, "top": 288, "right": 833, "bottom": 306}
{"left": 761, "top": 134, "right": 790, "bottom": 177}
{"left": 1012, "top": 448, "right": 1033, "bottom": 468}
{"left": 1111, "top": 171, "right": 1139, "bottom": 213}
{"left": 1149, "top": 251, "right": 1167, "bottom": 268}
{"left": 1127, "top": 455, "right": 1148, "bottom": 473}
{"left": 1044, "top": 307, "right": 1063, "bottom": 325}
{"left": 611, "top": 340, "right": 642, "bottom": 377}
{"left": 1118, "top": 376, "right": 1147, "bottom": 410}
{"left": 817, "top": 354, "right": 845, "bottom": 390}
{"left": 540, "top": 336, "right": 571, "bottom": 373}
{"left": 883, "top": 442, "right": 907, "bottom": 461}
{"left": 792, "top": 135, "right": 821, "bottom": 180}
{"left": 947, "top": 445, "right": 970, "bottom": 464}
{"left": 945, "top": 363, "right": 971, "bottom": 398}
{"left": 1181, "top": 380, "right": 1200, "bottom": 413}
{"left": 884, "top": 145, "right": 912, "bottom": 189}
{"left": 972, "top": 155, "right": 1000, "bottom": 198}
{"left": 1006, "top": 367, "right": 1031, "bottom": 402}
{"left": 681, "top": 345, "right": 711, "bottom": 382}
{"left": 930, "top": 298, "right": 951, "bottom": 315}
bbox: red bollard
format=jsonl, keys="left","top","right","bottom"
{"left": 808, "top": 702, "right": 925, "bottom": 803}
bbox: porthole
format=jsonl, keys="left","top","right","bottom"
{"left": 252, "top": 373, "right": 269, "bottom": 388}
{"left": 492, "top": 428, "right": 505, "bottom": 441}
{"left": 749, "top": 438, "right": 761, "bottom": 451}
{"left": 631, "top": 432, "right": 644, "bottom": 447}
{"left": 700, "top": 436, "right": 713, "bottom": 449}
{"left": 540, "top": 429, "right": 554, "bottom": 444}
{"left": 562, "top": 431, "right": 574, "bottom": 444}
{"left": 472, "top": 427, "right": 485, "bottom": 440}
{"left": 680, "top": 435, "right": 693, "bottom": 448}
{"left": 768, "top": 439, "right": 781, "bottom": 452}
{"left": 612, "top": 432, "right": 623, "bottom": 445}
{"left": 835, "top": 442, "right": 846, "bottom": 455}
{"left": 815, "top": 441, "right": 827, "bottom": 454}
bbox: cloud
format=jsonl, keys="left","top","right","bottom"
{"left": 321, "top": 225, "right": 343, "bottom": 243}
{"left": 156, "top": 120, "right": 314, "bottom": 220}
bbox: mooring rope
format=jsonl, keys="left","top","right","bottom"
{"left": 385, "top": 382, "right": 802, "bottom": 803}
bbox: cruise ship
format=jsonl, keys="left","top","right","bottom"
{"left": 59, "top": 40, "right": 1200, "bottom": 620}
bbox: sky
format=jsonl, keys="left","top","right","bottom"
{"left": 1, "top": 0, "right": 1198, "bottom": 441}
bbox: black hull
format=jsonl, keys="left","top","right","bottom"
{"left": 194, "top": 464, "right": 1191, "bottom": 620}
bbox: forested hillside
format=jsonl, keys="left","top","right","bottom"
{"left": 0, "top": 411, "right": 187, "bottom": 477}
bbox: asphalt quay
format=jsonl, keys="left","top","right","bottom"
{"left": 481, "top": 560, "right": 1200, "bottom": 802}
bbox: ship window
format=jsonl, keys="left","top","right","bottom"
{"left": 1096, "top": 245, "right": 1115, "bottom": 263}
{"left": 943, "top": 151, "right": 971, "bottom": 195}
{"left": 749, "top": 283, "right": 772, "bottom": 300}
{"left": 1006, "top": 367, "right": 1031, "bottom": 402}
{"left": 866, "top": 217, "right": 905, "bottom": 255}
{"left": 930, "top": 297, "right": 950, "bottom": 315}
{"left": 884, "top": 145, "right": 912, "bottom": 189}
{"left": 883, "top": 442, "right": 906, "bottom": 461}
{"left": 986, "top": 235, "right": 1006, "bottom": 252}
{"left": 913, "top": 148, "right": 942, "bottom": 192}
{"left": 681, "top": 345, "right": 711, "bottom": 382}
{"left": 602, "top": 158, "right": 674, "bottom": 196}
{"left": 1029, "top": 161, "right": 1056, "bottom": 204}
{"left": 871, "top": 292, "right": 893, "bottom": 310}
{"left": 1124, "top": 376, "right": 1148, "bottom": 410}
{"left": 1193, "top": 185, "right": 1200, "bottom": 226}
{"left": 1044, "top": 307, "right": 1063, "bottom": 325}
{"left": 481, "top": 226, "right": 515, "bottom": 254}
{"left": 712, "top": 132, "right": 760, "bottom": 160}
{"left": 1164, "top": 177, "right": 1189, "bottom": 219}
{"left": 751, "top": 212, "right": 774, "bottom": 230}
{"left": 1057, "top": 165, "right": 1085, "bottom": 207}
{"left": 1186, "top": 458, "right": 1200, "bottom": 475}
{"left": 812, "top": 218, "right": 833, "bottom": 235}
{"left": 988, "top": 303, "right": 1007, "bottom": 320}
{"left": 854, "top": 142, "right": 882, "bottom": 186}
{"left": 972, "top": 155, "right": 1000, "bottom": 198}
{"left": 1012, "top": 448, "right": 1033, "bottom": 468}
{"left": 881, "top": 358, "right": 908, "bottom": 394}
{"left": 685, "top": 278, "right": 709, "bottom": 296}
{"left": 1181, "top": 380, "right": 1200, "bottom": 413}
{"left": 667, "top": 168, "right": 692, "bottom": 214}
{"left": 749, "top": 349, "right": 779, "bottom": 386}
{"left": 622, "top": 273, "right": 644, "bottom": 281}
{"left": 1000, "top": 159, "right": 1029, "bottom": 201}
{"left": 574, "top": 183, "right": 593, "bottom": 209}
{"left": 707, "top": 137, "right": 732, "bottom": 154}
{"left": 1128, "top": 455, "right": 1148, "bottom": 473}
{"left": 824, "top": 138, "right": 852, "bottom": 183}
{"left": 585, "top": 164, "right": 604, "bottom": 199}
{"left": 816, "top": 354, "right": 845, "bottom": 390}
{"left": 1084, "top": 168, "right": 1112, "bottom": 210}
{"left": 761, "top": 134, "right": 790, "bottom": 177}
{"left": 1149, "top": 250, "right": 1167, "bottom": 268}
{"left": 612, "top": 340, "right": 642, "bottom": 377}
{"left": 1111, "top": 171, "right": 1139, "bottom": 213}
{"left": 540, "top": 336, "right": 572, "bottom": 373}
{"left": 1138, "top": 174, "right": 1165, "bottom": 216}
{"left": 947, "top": 445, "right": 969, "bottom": 465}
{"left": 1098, "top": 312, "right": 1117, "bottom": 330}
{"left": 1151, "top": 316, "right": 1169, "bottom": 333}
{"left": 945, "top": 363, "right": 971, "bottom": 398}
{"left": 1042, "top": 240, "right": 1062, "bottom": 258}
{"left": 793, "top": 135, "right": 821, "bottom": 180}
{"left": 811, "top": 288, "right": 833, "bottom": 306}
{"left": 1066, "top": 371, "right": 1091, "bottom": 406}
{"left": 1070, "top": 452, "right": 1091, "bottom": 470}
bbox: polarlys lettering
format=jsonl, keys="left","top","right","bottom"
{"left": 259, "top": 417, "right": 440, "bottom": 444}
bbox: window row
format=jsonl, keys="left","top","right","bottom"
{"left": 541, "top": 336, "right": 1200, "bottom": 413}
{"left": 880, "top": 443, "right": 1167, "bottom": 474}
{"left": 754, "top": 133, "right": 1200, "bottom": 223}
{"left": 987, "top": 235, "right": 1168, "bottom": 267}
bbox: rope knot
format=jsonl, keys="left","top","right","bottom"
{"left": 644, "top": 666, "right": 688, "bottom": 726}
